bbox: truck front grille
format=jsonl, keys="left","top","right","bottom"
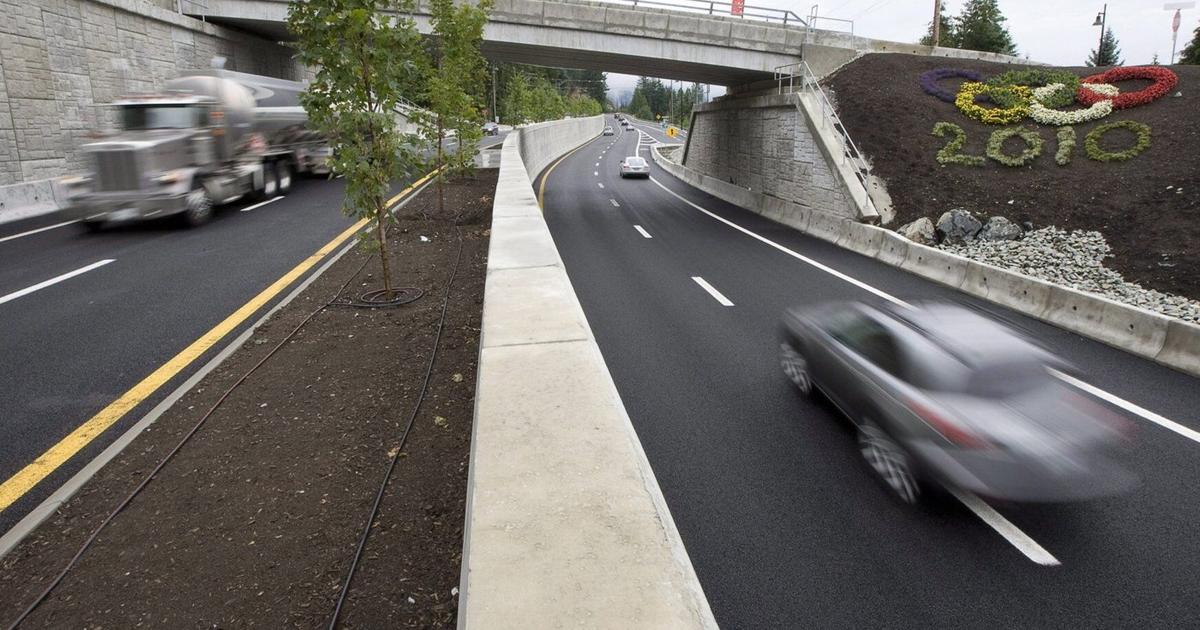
{"left": 94, "top": 149, "right": 142, "bottom": 191}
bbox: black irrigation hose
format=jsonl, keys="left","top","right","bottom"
{"left": 4, "top": 257, "right": 370, "bottom": 630}
{"left": 327, "top": 222, "right": 466, "bottom": 630}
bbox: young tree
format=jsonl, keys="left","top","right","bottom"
{"left": 421, "top": 0, "right": 491, "bottom": 214}
{"left": 288, "top": 0, "right": 426, "bottom": 296}
{"left": 953, "top": 0, "right": 1018, "bottom": 56}
{"left": 1179, "top": 24, "right": 1200, "bottom": 64}
{"left": 919, "top": 3, "right": 956, "bottom": 47}
{"left": 1087, "top": 28, "right": 1124, "bottom": 66}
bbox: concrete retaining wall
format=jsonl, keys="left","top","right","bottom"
{"left": 683, "top": 93, "right": 870, "bottom": 222}
{"left": 459, "top": 117, "right": 717, "bottom": 629}
{"left": 651, "top": 145, "right": 1200, "bottom": 378}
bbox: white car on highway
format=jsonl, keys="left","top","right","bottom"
{"left": 619, "top": 156, "right": 649, "bottom": 178}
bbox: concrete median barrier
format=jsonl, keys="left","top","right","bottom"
{"left": 900, "top": 242, "right": 968, "bottom": 289}
{"left": 460, "top": 118, "right": 717, "bottom": 630}
{"left": 841, "top": 221, "right": 884, "bottom": 258}
{"left": 1157, "top": 320, "right": 1200, "bottom": 376}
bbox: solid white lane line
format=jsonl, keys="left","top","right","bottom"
{"left": 0, "top": 220, "right": 79, "bottom": 244}
{"left": 634, "top": 225, "right": 653, "bottom": 239}
{"left": 240, "top": 196, "right": 284, "bottom": 212}
{"left": 948, "top": 488, "right": 1060, "bottom": 566}
{"left": 598, "top": 182, "right": 605, "bottom": 189}
{"left": 691, "top": 276, "right": 734, "bottom": 307}
{"left": 0, "top": 259, "right": 115, "bottom": 306}
{"left": 609, "top": 199, "right": 620, "bottom": 207}
{"left": 1051, "top": 369, "right": 1200, "bottom": 444}
{"left": 650, "top": 177, "right": 908, "bottom": 308}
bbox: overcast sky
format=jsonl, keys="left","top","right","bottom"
{"left": 605, "top": 0, "right": 1194, "bottom": 97}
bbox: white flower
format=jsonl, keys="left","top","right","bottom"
{"left": 1028, "top": 82, "right": 1116, "bottom": 126}
{"left": 1080, "top": 82, "right": 1120, "bottom": 97}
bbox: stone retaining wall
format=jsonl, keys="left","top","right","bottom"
{"left": 0, "top": 0, "right": 306, "bottom": 186}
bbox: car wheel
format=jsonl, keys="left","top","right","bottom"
{"left": 181, "top": 186, "right": 213, "bottom": 227}
{"left": 275, "top": 161, "right": 292, "bottom": 194}
{"left": 80, "top": 220, "right": 105, "bottom": 233}
{"left": 779, "top": 342, "right": 812, "bottom": 395}
{"left": 858, "top": 423, "right": 920, "bottom": 504}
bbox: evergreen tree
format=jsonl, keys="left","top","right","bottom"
{"left": 954, "top": 0, "right": 1018, "bottom": 56}
{"left": 1180, "top": 24, "right": 1200, "bottom": 64}
{"left": 919, "top": 4, "right": 956, "bottom": 48}
{"left": 1086, "top": 27, "right": 1124, "bottom": 66}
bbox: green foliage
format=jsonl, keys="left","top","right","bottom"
{"left": 932, "top": 122, "right": 985, "bottom": 166}
{"left": 287, "top": 0, "right": 427, "bottom": 292}
{"left": 1179, "top": 25, "right": 1200, "bottom": 64}
{"left": 919, "top": 4, "right": 956, "bottom": 47}
{"left": 987, "top": 69, "right": 1080, "bottom": 109}
{"left": 985, "top": 126, "right": 1043, "bottom": 166}
{"left": 1055, "top": 126, "right": 1076, "bottom": 166}
{"left": 628, "top": 88, "right": 653, "bottom": 120}
{"left": 1085, "top": 120, "right": 1151, "bottom": 162}
{"left": 497, "top": 67, "right": 604, "bottom": 124}
{"left": 1087, "top": 28, "right": 1124, "bottom": 67}
{"left": 420, "top": 0, "right": 491, "bottom": 191}
{"left": 493, "top": 64, "right": 606, "bottom": 124}
{"left": 953, "top": 0, "right": 1018, "bottom": 56}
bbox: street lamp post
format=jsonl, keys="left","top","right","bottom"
{"left": 1093, "top": 4, "right": 1108, "bottom": 65}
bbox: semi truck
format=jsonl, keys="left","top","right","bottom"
{"left": 65, "top": 69, "right": 330, "bottom": 229}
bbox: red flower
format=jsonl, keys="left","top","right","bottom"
{"left": 1077, "top": 66, "right": 1179, "bottom": 110}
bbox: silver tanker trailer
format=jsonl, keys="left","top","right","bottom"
{"left": 65, "top": 69, "right": 330, "bottom": 229}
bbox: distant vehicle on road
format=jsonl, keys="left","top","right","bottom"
{"left": 779, "top": 301, "right": 1135, "bottom": 504}
{"left": 619, "top": 156, "right": 649, "bottom": 178}
{"left": 482, "top": 121, "right": 499, "bottom": 136}
{"left": 621, "top": 120, "right": 630, "bottom": 128}
{"left": 64, "top": 69, "right": 332, "bottom": 230}
{"left": 603, "top": 126, "right": 615, "bottom": 136}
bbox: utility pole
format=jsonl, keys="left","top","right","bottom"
{"left": 932, "top": 0, "right": 941, "bottom": 47}
{"left": 491, "top": 65, "right": 498, "bottom": 123}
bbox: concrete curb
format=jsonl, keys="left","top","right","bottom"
{"left": 0, "top": 179, "right": 74, "bottom": 226}
{"left": 650, "top": 145, "right": 1200, "bottom": 379}
{"left": 458, "top": 118, "right": 718, "bottom": 629}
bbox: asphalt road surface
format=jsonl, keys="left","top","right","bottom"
{"left": 0, "top": 132, "right": 508, "bottom": 538}
{"left": 539, "top": 116, "right": 1200, "bottom": 628}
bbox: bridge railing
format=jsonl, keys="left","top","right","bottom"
{"left": 774, "top": 60, "right": 878, "bottom": 219}
{"left": 602, "top": 0, "right": 808, "bottom": 27}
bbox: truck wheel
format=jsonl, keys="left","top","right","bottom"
{"left": 182, "top": 186, "right": 213, "bottom": 227}
{"left": 275, "top": 161, "right": 292, "bottom": 194}
{"left": 262, "top": 162, "right": 279, "bottom": 198}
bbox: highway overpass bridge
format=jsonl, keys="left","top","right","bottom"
{"left": 185, "top": 0, "right": 1022, "bottom": 88}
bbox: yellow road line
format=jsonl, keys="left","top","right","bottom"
{"left": 0, "top": 173, "right": 433, "bottom": 513}
{"left": 538, "top": 134, "right": 602, "bottom": 211}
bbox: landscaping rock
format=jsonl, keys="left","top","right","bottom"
{"left": 936, "top": 209, "right": 982, "bottom": 245}
{"left": 897, "top": 217, "right": 937, "bottom": 245}
{"left": 940, "top": 226, "right": 1200, "bottom": 323}
{"left": 978, "top": 216, "right": 1023, "bottom": 241}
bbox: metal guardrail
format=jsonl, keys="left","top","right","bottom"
{"left": 774, "top": 60, "right": 877, "bottom": 217}
{"left": 604, "top": 0, "right": 808, "bottom": 26}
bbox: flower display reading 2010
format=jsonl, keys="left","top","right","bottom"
{"left": 919, "top": 65, "right": 1177, "bottom": 167}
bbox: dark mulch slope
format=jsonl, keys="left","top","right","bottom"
{"left": 826, "top": 53, "right": 1200, "bottom": 300}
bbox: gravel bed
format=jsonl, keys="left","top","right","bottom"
{"left": 940, "top": 227, "right": 1200, "bottom": 323}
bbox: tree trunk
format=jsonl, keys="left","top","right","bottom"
{"left": 436, "top": 116, "right": 445, "bottom": 216}
{"left": 375, "top": 194, "right": 393, "bottom": 294}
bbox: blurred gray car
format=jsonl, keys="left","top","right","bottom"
{"left": 779, "top": 301, "right": 1135, "bottom": 504}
